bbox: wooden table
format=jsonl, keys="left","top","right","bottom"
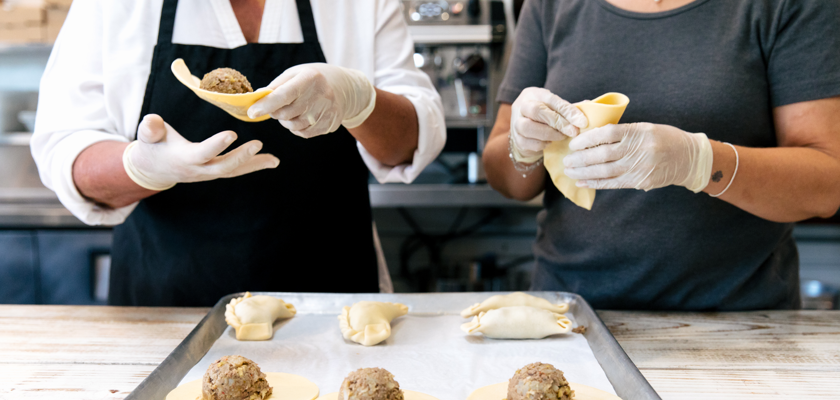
{"left": 1, "top": 306, "right": 838, "bottom": 399}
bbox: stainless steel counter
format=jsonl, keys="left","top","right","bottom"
{"left": 0, "top": 184, "right": 541, "bottom": 228}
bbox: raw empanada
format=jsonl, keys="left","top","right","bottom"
{"left": 225, "top": 292, "right": 297, "bottom": 341}
{"left": 338, "top": 301, "right": 408, "bottom": 346}
{"left": 460, "top": 292, "right": 569, "bottom": 318}
{"left": 461, "top": 306, "right": 572, "bottom": 339}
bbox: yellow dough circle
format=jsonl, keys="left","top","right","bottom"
{"left": 467, "top": 381, "right": 621, "bottom": 400}
{"left": 166, "top": 372, "right": 320, "bottom": 400}
{"left": 317, "top": 390, "right": 439, "bottom": 400}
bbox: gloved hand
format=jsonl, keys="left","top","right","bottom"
{"left": 509, "top": 87, "right": 588, "bottom": 164}
{"left": 123, "top": 114, "right": 280, "bottom": 191}
{"left": 247, "top": 63, "right": 376, "bottom": 138}
{"left": 563, "top": 122, "right": 713, "bottom": 192}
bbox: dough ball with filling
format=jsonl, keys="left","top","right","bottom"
{"left": 201, "top": 355, "right": 272, "bottom": 400}
{"left": 200, "top": 67, "right": 254, "bottom": 94}
{"left": 338, "top": 367, "right": 405, "bottom": 400}
{"left": 507, "top": 362, "right": 573, "bottom": 400}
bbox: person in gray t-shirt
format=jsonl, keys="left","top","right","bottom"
{"left": 484, "top": 0, "right": 840, "bottom": 310}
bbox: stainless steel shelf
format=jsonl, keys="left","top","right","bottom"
{"left": 369, "top": 183, "right": 541, "bottom": 208}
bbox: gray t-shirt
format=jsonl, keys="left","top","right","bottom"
{"left": 498, "top": 0, "right": 840, "bottom": 310}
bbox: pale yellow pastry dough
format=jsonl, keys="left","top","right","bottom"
{"left": 166, "top": 372, "right": 320, "bottom": 400}
{"left": 467, "top": 381, "right": 621, "bottom": 400}
{"left": 460, "top": 292, "right": 569, "bottom": 318}
{"left": 225, "top": 292, "right": 297, "bottom": 341}
{"left": 171, "top": 58, "right": 273, "bottom": 122}
{"left": 317, "top": 391, "right": 439, "bottom": 400}
{"left": 543, "top": 92, "right": 630, "bottom": 210}
{"left": 338, "top": 301, "right": 408, "bottom": 346}
{"left": 461, "top": 306, "right": 572, "bottom": 339}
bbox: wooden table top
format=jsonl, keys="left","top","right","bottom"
{"left": 1, "top": 306, "right": 838, "bottom": 399}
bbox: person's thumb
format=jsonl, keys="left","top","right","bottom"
{"left": 137, "top": 114, "right": 167, "bottom": 144}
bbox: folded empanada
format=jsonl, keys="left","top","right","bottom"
{"left": 225, "top": 292, "right": 296, "bottom": 341}
{"left": 461, "top": 306, "right": 573, "bottom": 339}
{"left": 338, "top": 301, "right": 408, "bottom": 346}
{"left": 460, "top": 292, "right": 569, "bottom": 318}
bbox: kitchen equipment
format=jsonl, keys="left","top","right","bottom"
{"left": 16, "top": 109, "right": 35, "bottom": 132}
{"left": 125, "top": 291, "right": 661, "bottom": 400}
{"left": 801, "top": 280, "right": 838, "bottom": 310}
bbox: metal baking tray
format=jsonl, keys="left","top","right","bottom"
{"left": 126, "top": 291, "right": 660, "bottom": 400}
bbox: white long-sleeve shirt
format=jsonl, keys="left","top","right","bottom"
{"left": 31, "top": 0, "right": 446, "bottom": 226}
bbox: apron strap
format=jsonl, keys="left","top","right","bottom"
{"left": 295, "top": 0, "right": 320, "bottom": 43}
{"left": 157, "top": 0, "right": 178, "bottom": 45}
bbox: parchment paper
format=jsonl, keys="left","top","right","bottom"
{"left": 178, "top": 293, "right": 616, "bottom": 400}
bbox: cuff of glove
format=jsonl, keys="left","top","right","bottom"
{"left": 509, "top": 133, "right": 544, "bottom": 164}
{"left": 341, "top": 75, "right": 377, "bottom": 130}
{"left": 681, "top": 133, "right": 713, "bottom": 193}
{"left": 122, "top": 141, "right": 176, "bottom": 192}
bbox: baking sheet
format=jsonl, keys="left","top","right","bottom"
{"left": 128, "top": 292, "right": 660, "bottom": 400}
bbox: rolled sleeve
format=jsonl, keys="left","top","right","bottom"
{"left": 362, "top": 0, "right": 446, "bottom": 183}
{"left": 30, "top": 0, "right": 136, "bottom": 226}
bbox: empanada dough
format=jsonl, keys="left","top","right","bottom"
{"left": 171, "top": 58, "right": 273, "bottom": 122}
{"left": 461, "top": 306, "right": 572, "bottom": 339}
{"left": 338, "top": 301, "right": 408, "bottom": 346}
{"left": 461, "top": 292, "right": 569, "bottom": 318}
{"left": 543, "top": 92, "right": 630, "bottom": 210}
{"left": 166, "top": 372, "right": 320, "bottom": 400}
{"left": 225, "top": 292, "right": 297, "bottom": 341}
{"left": 317, "top": 390, "right": 439, "bottom": 400}
{"left": 467, "top": 381, "right": 621, "bottom": 400}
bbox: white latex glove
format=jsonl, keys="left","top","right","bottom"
{"left": 509, "top": 87, "right": 588, "bottom": 164}
{"left": 563, "top": 122, "right": 713, "bottom": 192}
{"left": 247, "top": 63, "right": 376, "bottom": 138}
{"left": 123, "top": 114, "right": 280, "bottom": 191}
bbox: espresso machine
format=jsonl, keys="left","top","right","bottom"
{"left": 402, "top": 0, "right": 512, "bottom": 183}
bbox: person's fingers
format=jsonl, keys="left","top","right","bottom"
{"left": 280, "top": 115, "right": 315, "bottom": 135}
{"left": 564, "top": 161, "right": 627, "bottom": 181}
{"left": 568, "top": 124, "right": 626, "bottom": 151}
{"left": 528, "top": 88, "right": 588, "bottom": 129}
{"left": 294, "top": 116, "right": 335, "bottom": 139}
{"left": 563, "top": 142, "right": 624, "bottom": 168}
{"left": 248, "top": 69, "right": 309, "bottom": 119}
{"left": 269, "top": 98, "right": 311, "bottom": 122}
{"left": 221, "top": 153, "right": 280, "bottom": 178}
{"left": 515, "top": 117, "right": 567, "bottom": 142}
{"left": 576, "top": 178, "right": 627, "bottom": 190}
{"left": 137, "top": 114, "right": 167, "bottom": 143}
{"left": 202, "top": 140, "right": 263, "bottom": 176}
{"left": 513, "top": 133, "right": 549, "bottom": 155}
{"left": 520, "top": 100, "right": 581, "bottom": 138}
{"left": 187, "top": 131, "right": 237, "bottom": 164}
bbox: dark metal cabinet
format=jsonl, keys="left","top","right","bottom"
{"left": 0, "top": 232, "right": 37, "bottom": 304}
{"left": 0, "top": 230, "right": 112, "bottom": 304}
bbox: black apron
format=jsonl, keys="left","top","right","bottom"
{"left": 109, "top": 0, "right": 378, "bottom": 307}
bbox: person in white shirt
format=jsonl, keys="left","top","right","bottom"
{"left": 30, "top": 0, "right": 446, "bottom": 306}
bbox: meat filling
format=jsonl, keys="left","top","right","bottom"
{"left": 338, "top": 367, "right": 405, "bottom": 400}
{"left": 507, "top": 362, "right": 574, "bottom": 400}
{"left": 200, "top": 68, "right": 254, "bottom": 94}
{"left": 201, "top": 355, "right": 272, "bottom": 400}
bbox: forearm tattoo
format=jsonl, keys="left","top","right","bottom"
{"left": 711, "top": 170, "right": 723, "bottom": 183}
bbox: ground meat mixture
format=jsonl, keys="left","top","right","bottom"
{"left": 572, "top": 325, "right": 586, "bottom": 334}
{"left": 200, "top": 68, "right": 254, "bottom": 94}
{"left": 338, "top": 367, "right": 405, "bottom": 400}
{"left": 507, "top": 362, "right": 574, "bottom": 400}
{"left": 201, "top": 355, "right": 272, "bottom": 400}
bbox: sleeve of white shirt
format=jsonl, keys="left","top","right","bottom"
{"left": 360, "top": 0, "right": 446, "bottom": 184}
{"left": 30, "top": 0, "right": 136, "bottom": 226}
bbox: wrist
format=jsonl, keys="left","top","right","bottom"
{"left": 509, "top": 133, "right": 543, "bottom": 175}
{"left": 680, "top": 132, "right": 713, "bottom": 193}
{"left": 341, "top": 68, "right": 376, "bottom": 129}
{"left": 122, "top": 141, "right": 176, "bottom": 192}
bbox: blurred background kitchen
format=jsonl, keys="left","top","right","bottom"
{"left": 0, "top": 0, "right": 838, "bottom": 308}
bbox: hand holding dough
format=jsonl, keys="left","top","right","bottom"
{"left": 461, "top": 292, "right": 569, "bottom": 318}
{"left": 461, "top": 306, "right": 572, "bottom": 339}
{"left": 225, "top": 292, "right": 297, "bottom": 341}
{"left": 543, "top": 92, "right": 630, "bottom": 210}
{"left": 338, "top": 301, "right": 408, "bottom": 346}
